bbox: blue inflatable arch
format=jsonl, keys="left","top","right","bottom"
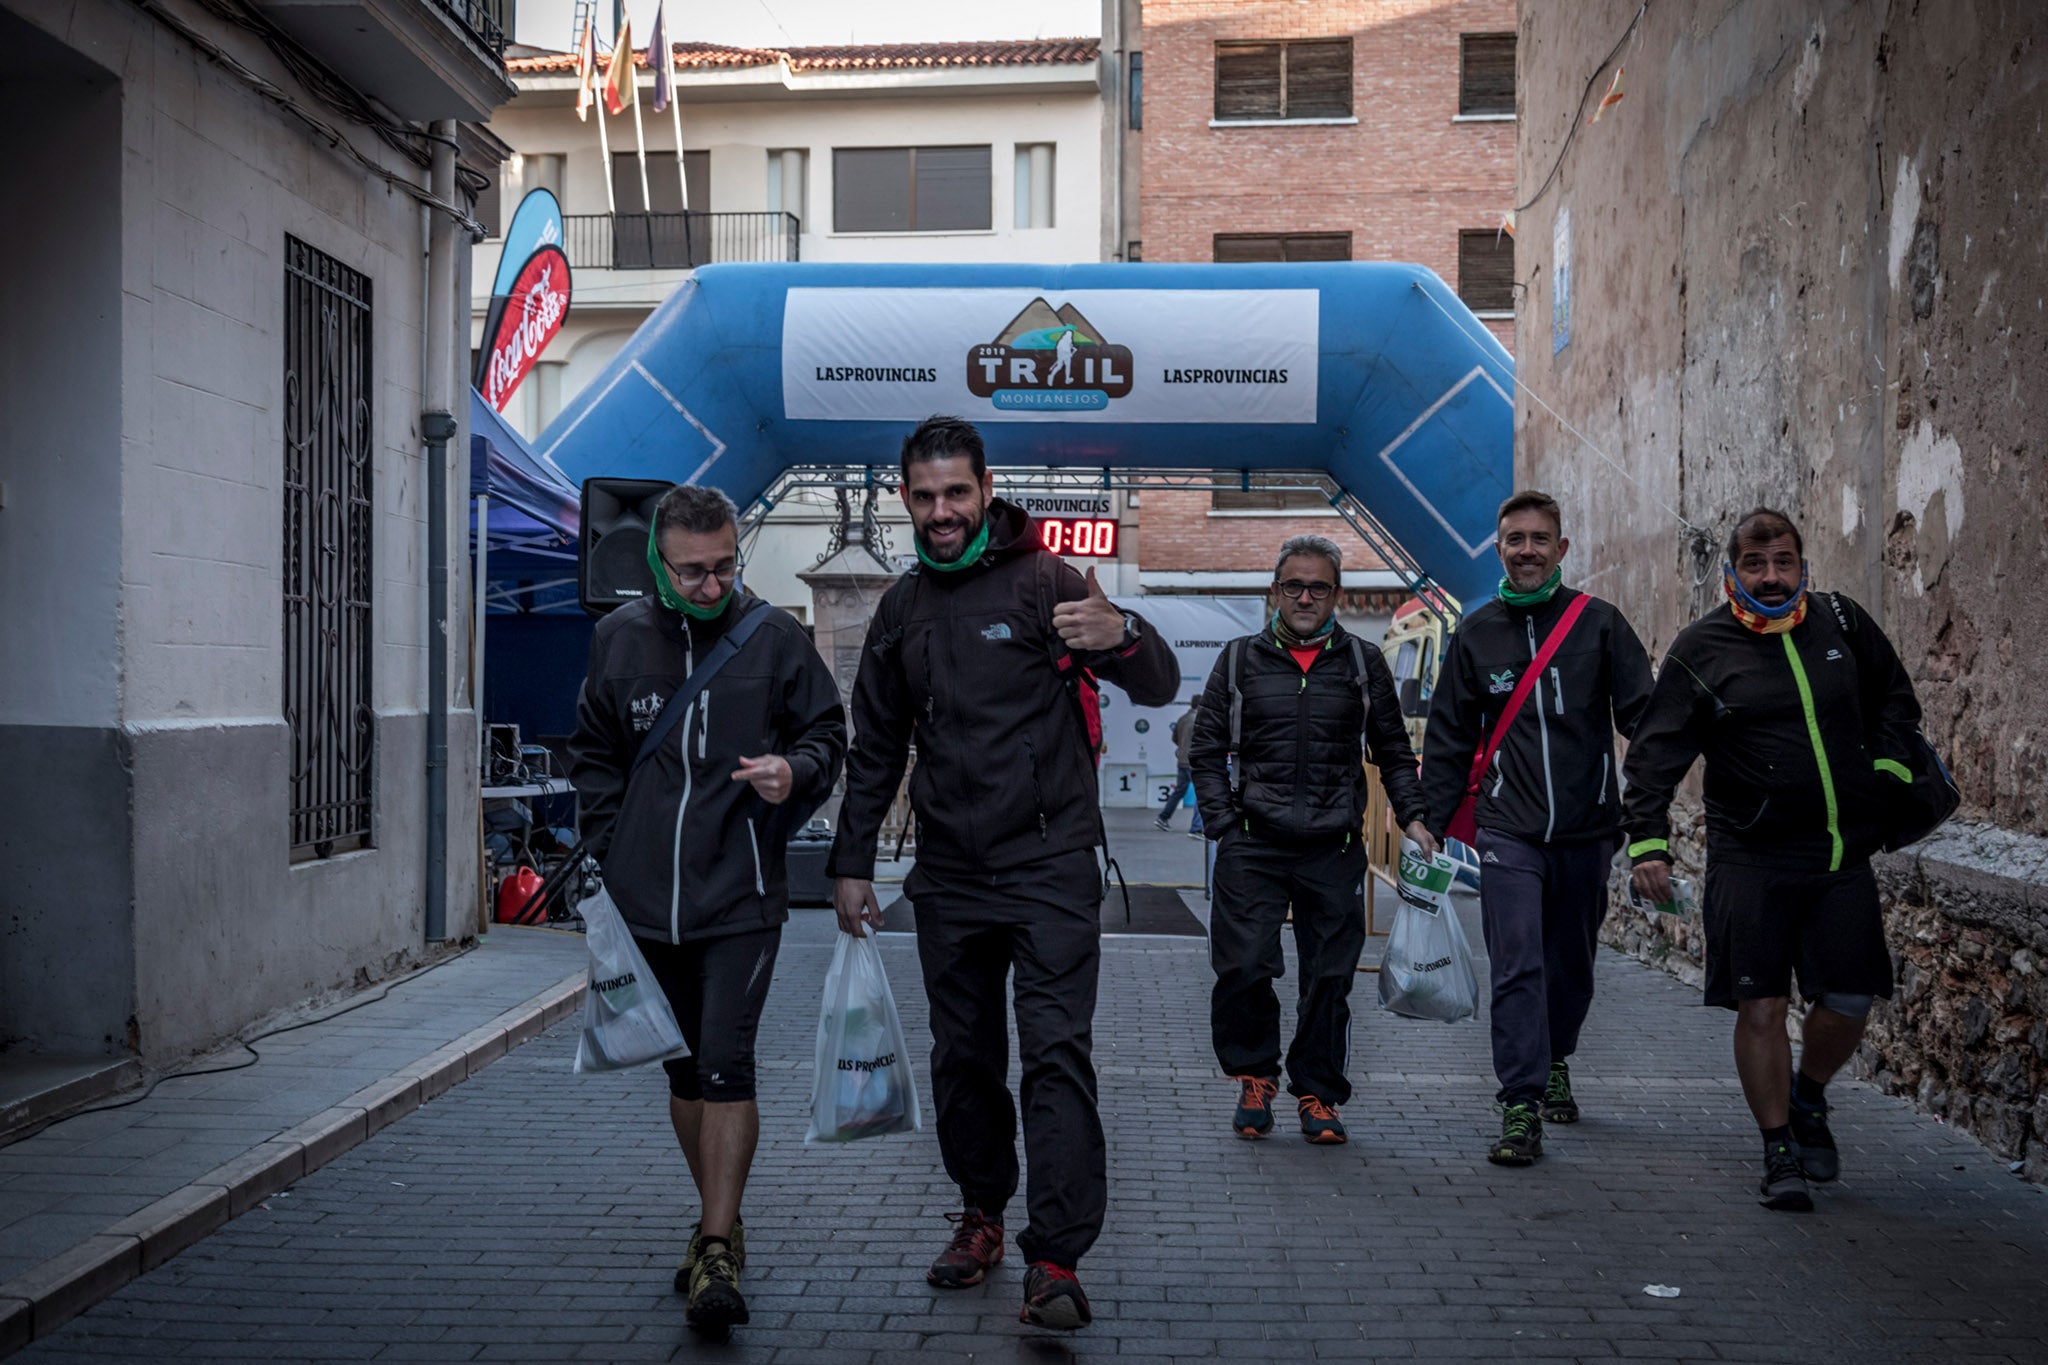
{"left": 537, "top": 262, "right": 1514, "bottom": 609}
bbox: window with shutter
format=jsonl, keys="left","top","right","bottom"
{"left": 1211, "top": 472, "right": 1336, "bottom": 512}
{"left": 1285, "top": 40, "right": 1353, "bottom": 119}
{"left": 1459, "top": 33, "right": 1516, "bottom": 116}
{"left": 1458, "top": 229, "right": 1515, "bottom": 312}
{"left": 1215, "top": 42, "right": 1282, "bottom": 120}
{"left": 832, "top": 146, "right": 991, "bottom": 232}
{"left": 1213, "top": 232, "right": 1351, "bottom": 263}
{"left": 1215, "top": 38, "right": 1352, "bottom": 120}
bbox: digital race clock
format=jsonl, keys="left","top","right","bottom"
{"left": 1036, "top": 518, "right": 1120, "bottom": 557}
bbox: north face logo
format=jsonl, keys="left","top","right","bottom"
{"left": 1488, "top": 669, "right": 1516, "bottom": 695}
{"left": 981, "top": 622, "right": 1013, "bottom": 641}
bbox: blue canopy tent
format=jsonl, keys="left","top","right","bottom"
{"left": 536, "top": 260, "right": 1515, "bottom": 609}
{"left": 468, "top": 389, "right": 588, "bottom": 744}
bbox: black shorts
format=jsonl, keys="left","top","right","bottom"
{"left": 1701, "top": 859, "right": 1893, "bottom": 1009}
{"left": 638, "top": 926, "right": 781, "bottom": 1102}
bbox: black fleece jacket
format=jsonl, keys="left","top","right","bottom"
{"left": 826, "top": 498, "right": 1180, "bottom": 880}
{"left": 1188, "top": 621, "right": 1427, "bottom": 845}
{"left": 568, "top": 593, "right": 846, "bottom": 943}
{"left": 1420, "top": 588, "right": 1654, "bottom": 844}
{"left": 1621, "top": 591, "right": 1922, "bottom": 872}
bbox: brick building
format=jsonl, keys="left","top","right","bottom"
{"left": 1113, "top": 0, "right": 1517, "bottom": 623}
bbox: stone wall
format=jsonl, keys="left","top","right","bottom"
{"left": 1517, "top": 0, "right": 2048, "bottom": 1178}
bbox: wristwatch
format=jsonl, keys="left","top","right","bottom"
{"left": 1118, "top": 613, "right": 1141, "bottom": 650}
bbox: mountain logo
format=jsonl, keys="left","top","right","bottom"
{"left": 964, "top": 299, "right": 1136, "bottom": 412}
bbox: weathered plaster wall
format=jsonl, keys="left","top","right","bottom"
{"left": 1517, "top": 0, "right": 2048, "bottom": 1173}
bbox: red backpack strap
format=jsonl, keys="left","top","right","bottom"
{"left": 1462, "top": 593, "right": 1593, "bottom": 796}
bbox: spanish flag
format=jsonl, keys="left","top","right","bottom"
{"left": 602, "top": 17, "right": 636, "bottom": 117}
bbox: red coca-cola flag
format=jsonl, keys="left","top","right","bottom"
{"left": 479, "top": 245, "right": 572, "bottom": 412}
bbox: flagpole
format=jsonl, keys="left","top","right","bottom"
{"left": 631, "top": 68, "right": 652, "bottom": 214}
{"left": 595, "top": 98, "right": 615, "bottom": 214}
{"left": 668, "top": 46, "right": 687, "bottom": 211}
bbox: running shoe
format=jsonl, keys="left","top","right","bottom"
{"left": 674, "top": 1215, "right": 745, "bottom": 1292}
{"left": 1789, "top": 1094, "right": 1841, "bottom": 1183}
{"left": 1488, "top": 1102, "right": 1544, "bottom": 1165}
{"left": 684, "top": 1243, "right": 748, "bottom": 1339}
{"left": 926, "top": 1208, "right": 1005, "bottom": 1288}
{"left": 1298, "top": 1095, "right": 1348, "bottom": 1144}
{"left": 1540, "top": 1061, "right": 1580, "bottom": 1124}
{"left": 1759, "top": 1139, "right": 1814, "bottom": 1211}
{"left": 1153, "top": 818, "right": 1172, "bottom": 832}
{"left": 1020, "top": 1261, "right": 1092, "bottom": 1330}
{"left": 1232, "top": 1075, "right": 1278, "bottom": 1138}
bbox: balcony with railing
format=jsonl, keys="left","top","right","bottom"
{"left": 250, "top": 0, "right": 515, "bottom": 119}
{"left": 560, "top": 213, "right": 802, "bottom": 270}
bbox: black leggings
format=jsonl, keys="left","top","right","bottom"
{"left": 638, "top": 926, "right": 781, "bottom": 1102}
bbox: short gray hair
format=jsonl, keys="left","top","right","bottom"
{"left": 654, "top": 483, "right": 738, "bottom": 538}
{"left": 1274, "top": 534, "right": 1342, "bottom": 582}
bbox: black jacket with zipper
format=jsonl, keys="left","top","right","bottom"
{"left": 1621, "top": 591, "right": 1922, "bottom": 872}
{"left": 567, "top": 593, "right": 847, "bottom": 943}
{"left": 1420, "top": 588, "right": 1654, "bottom": 845}
{"left": 826, "top": 498, "right": 1181, "bottom": 881}
{"left": 1187, "top": 621, "right": 1427, "bottom": 845}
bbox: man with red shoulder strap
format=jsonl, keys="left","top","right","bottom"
{"left": 828, "top": 416, "right": 1179, "bottom": 1330}
{"left": 1623, "top": 507, "right": 1925, "bottom": 1212}
{"left": 1420, "top": 491, "right": 1654, "bottom": 1167}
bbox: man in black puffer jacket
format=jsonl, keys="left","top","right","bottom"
{"left": 569, "top": 484, "right": 845, "bottom": 1338}
{"left": 829, "top": 416, "right": 1178, "bottom": 1331}
{"left": 1189, "top": 534, "right": 1433, "bottom": 1148}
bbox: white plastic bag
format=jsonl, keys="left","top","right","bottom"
{"left": 805, "top": 931, "right": 921, "bottom": 1143}
{"left": 572, "top": 887, "right": 691, "bottom": 1073}
{"left": 1377, "top": 842, "right": 1479, "bottom": 1024}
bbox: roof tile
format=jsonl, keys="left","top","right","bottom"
{"left": 507, "top": 37, "right": 1099, "bottom": 76}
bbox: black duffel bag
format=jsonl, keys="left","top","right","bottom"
{"left": 1879, "top": 727, "right": 1961, "bottom": 852}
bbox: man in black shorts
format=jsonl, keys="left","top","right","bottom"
{"left": 569, "top": 484, "right": 845, "bottom": 1335}
{"left": 1622, "top": 507, "right": 1925, "bottom": 1211}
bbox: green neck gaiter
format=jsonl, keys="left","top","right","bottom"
{"left": 646, "top": 526, "right": 734, "bottom": 619}
{"left": 1498, "top": 566, "right": 1564, "bottom": 608}
{"left": 1269, "top": 610, "right": 1336, "bottom": 650}
{"left": 915, "top": 519, "right": 991, "bottom": 573}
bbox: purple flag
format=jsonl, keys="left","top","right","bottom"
{"left": 648, "top": 2, "right": 673, "bottom": 112}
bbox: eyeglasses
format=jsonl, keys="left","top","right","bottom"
{"left": 660, "top": 558, "right": 741, "bottom": 591}
{"left": 1275, "top": 579, "right": 1335, "bottom": 601}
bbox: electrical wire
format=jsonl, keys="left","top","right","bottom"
{"left": 1514, "top": 1, "right": 1651, "bottom": 216}
{"left": 124, "top": 0, "right": 490, "bottom": 235}
{"left": 6, "top": 944, "right": 478, "bottom": 1145}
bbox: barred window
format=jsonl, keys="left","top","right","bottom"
{"left": 284, "top": 236, "right": 374, "bottom": 858}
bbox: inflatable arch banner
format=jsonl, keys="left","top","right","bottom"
{"left": 536, "top": 261, "right": 1515, "bottom": 607}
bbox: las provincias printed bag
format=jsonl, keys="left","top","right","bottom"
{"left": 805, "top": 931, "right": 922, "bottom": 1143}
{"left": 572, "top": 886, "right": 690, "bottom": 1072}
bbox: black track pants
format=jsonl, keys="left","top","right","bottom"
{"left": 906, "top": 849, "right": 1106, "bottom": 1268}
{"left": 1209, "top": 828, "right": 1369, "bottom": 1106}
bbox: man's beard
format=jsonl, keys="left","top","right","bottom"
{"left": 916, "top": 507, "right": 987, "bottom": 563}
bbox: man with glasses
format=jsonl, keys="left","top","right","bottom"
{"left": 1189, "top": 535, "right": 1433, "bottom": 1145}
{"left": 1418, "top": 490, "right": 1653, "bottom": 1168}
{"left": 568, "top": 483, "right": 846, "bottom": 1339}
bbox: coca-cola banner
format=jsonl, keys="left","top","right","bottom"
{"left": 479, "top": 245, "right": 571, "bottom": 412}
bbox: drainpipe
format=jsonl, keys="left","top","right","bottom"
{"left": 423, "top": 120, "right": 458, "bottom": 943}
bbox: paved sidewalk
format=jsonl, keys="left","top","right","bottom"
{"left": 16, "top": 901, "right": 2048, "bottom": 1362}
{"left": 0, "top": 926, "right": 587, "bottom": 1347}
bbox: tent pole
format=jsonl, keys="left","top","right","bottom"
{"left": 474, "top": 492, "right": 489, "bottom": 766}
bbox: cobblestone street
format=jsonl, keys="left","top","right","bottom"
{"left": 17, "top": 898, "right": 2048, "bottom": 1363}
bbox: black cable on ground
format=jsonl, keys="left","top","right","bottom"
{"left": 4, "top": 944, "right": 478, "bottom": 1146}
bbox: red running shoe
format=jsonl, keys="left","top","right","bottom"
{"left": 926, "top": 1208, "right": 1005, "bottom": 1288}
{"left": 1020, "top": 1261, "right": 1092, "bottom": 1330}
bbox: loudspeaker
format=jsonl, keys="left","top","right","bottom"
{"left": 579, "top": 477, "right": 673, "bottom": 614}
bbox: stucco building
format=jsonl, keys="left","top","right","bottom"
{"left": 0, "top": 0, "right": 508, "bottom": 1114}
